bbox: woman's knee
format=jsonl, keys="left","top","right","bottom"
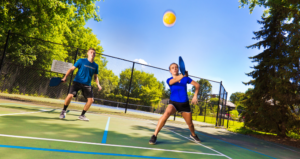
{"left": 163, "top": 111, "right": 172, "bottom": 118}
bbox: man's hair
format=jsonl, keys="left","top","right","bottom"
{"left": 88, "top": 48, "right": 96, "bottom": 52}
{"left": 169, "top": 63, "right": 178, "bottom": 70}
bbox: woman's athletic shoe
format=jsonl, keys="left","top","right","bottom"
{"left": 149, "top": 135, "right": 157, "bottom": 145}
{"left": 190, "top": 134, "right": 201, "bottom": 142}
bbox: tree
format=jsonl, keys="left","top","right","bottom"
{"left": 191, "top": 79, "right": 212, "bottom": 115}
{"left": 230, "top": 110, "right": 239, "bottom": 120}
{"left": 0, "top": 0, "right": 120, "bottom": 98}
{"left": 192, "top": 79, "right": 212, "bottom": 101}
{"left": 116, "top": 68, "right": 164, "bottom": 106}
{"left": 161, "top": 81, "right": 170, "bottom": 99}
{"left": 1, "top": 0, "right": 102, "bottom": 67}
{"left": 241, "top": 0, "right": 300, "bottom": 137}
{"left": 230, "top": 92, "right": 246, "bottom": 111}
{"left": 230, "top": 92, "right": 245, "bottom": 104}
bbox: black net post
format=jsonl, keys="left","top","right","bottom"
{"left": 218, "top": 86, "right": 223, "bottom": 126}
{"left": 204, "top": 96, "right": 208, "bottom": 122}
{"left": 222, "top": 91, "right": 228, "bottom": 126}
{"left": 227, "top": 98, "right": 230, "bottom": 128}
{"left": 215, "top": 81, "right": 222, "bottom": 127}
{"left": 67, "top": 48, "right": 79, "bottom": 94}
{"left": 0, "top": 30, "right": 10, "bottom": 73}
{"left": 125, "top": 62, "right": 135, "bottom": 113}
{"left": 219, "top": 85, "right": 225, "bottom": 126}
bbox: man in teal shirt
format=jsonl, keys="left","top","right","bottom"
{"left": 60, "top": 48, "right": 102, "bottom": 121}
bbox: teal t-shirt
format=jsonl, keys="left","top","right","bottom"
{"left": 73, "top": 58, "right": 98, "bottom": 86}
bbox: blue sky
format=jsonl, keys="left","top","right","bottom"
{"left": 86, "top": 0, "right": 265, "bottom": 98}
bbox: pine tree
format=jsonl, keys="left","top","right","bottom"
{"left": 243, "top": 1, "right": 300, "bottom": 137}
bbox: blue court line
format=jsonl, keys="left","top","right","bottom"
{"left": 101, "top": 117, "right": 110, "bottom": 143}
{"left": 195, "top": 131, "right": 276, "bottom": 159}
{"left": 0, "top": 144, "right": 177, "bottom": 159}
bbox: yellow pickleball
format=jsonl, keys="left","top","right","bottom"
{"left": 163, "top": 11, "right": 176, "bottom": 27}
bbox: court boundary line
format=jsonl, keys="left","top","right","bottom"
{"left": 0, "top": 110, "right": 51, "bottom": 116}
{"left": 0, "top": 134, "right": 225, "bottom": 157}
{"left": 101, "top": 117, "right": 110, "bottom": 143}
{"left": 100, "top": 114, "right": 299, "bottom": 155}
{"left": 0, "top": 144, "right": 177, "bottom": 159}
{"left": 168, "top": 124, "right": 277, "bottom": 159}
{"left": 149, "top": 121, "right": 231, "bottom": 159}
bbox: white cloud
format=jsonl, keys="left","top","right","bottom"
{"left": 134, "top": 59, "right": 149, "bottom": 65}
{"left": 134, "top": 59, "right": 151, "bottom": 68}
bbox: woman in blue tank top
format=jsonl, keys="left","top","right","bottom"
{"left": 149, "top": 63, "right": 201, "bottom": 144}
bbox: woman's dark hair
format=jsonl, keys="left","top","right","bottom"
{"left": 169, "top": 63, "right": 178, "bottom": 70}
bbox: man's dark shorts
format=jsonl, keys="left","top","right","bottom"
{"left": 69, "top": 81, "right": 93, "bottom": 99}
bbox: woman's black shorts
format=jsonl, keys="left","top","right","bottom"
{"left": 169, "top": 100, "right": 191, "bottom": 112}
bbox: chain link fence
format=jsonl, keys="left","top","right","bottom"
{"left": 0, "top": 31, "right": 229, "bottom": 126}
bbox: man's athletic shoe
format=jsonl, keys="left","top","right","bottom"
{"left": 149, "top": 135, "right": 157, "bottom": 145}
{"left": 59, "top": 110, "right": 66, "bottom": 119}
{"left": 78, "top": 115, "right": 89, "bottom": 121}
{"left": 190, "top": 134, "right": 201, "bottom": 142}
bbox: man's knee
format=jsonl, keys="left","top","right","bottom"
{"left": 87, "top": 98, "right": 94, "bottom": 103}
{"left": 67, "top": 94, "right": 74, "bottom": 99}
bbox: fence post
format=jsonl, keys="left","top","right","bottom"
{"left": 223, "top": 92, "right": 228, "bottom": 127}
{"left": 67, "top": 48, "right": 79, "bottom": 94}
{"left": 215, "top": 81, "right": 222, "bottom": 127}
{"left": 227, "top": 95, "right": 230, "bottom": 128}
{"left": 0, "top": 30, "right": 11, "bottom": 73}
{"left": 125, "top": 62, "right": 135, "bottom": 113}
{"left": 204, "top": 96, "right": 208, "bottom": 122}
{"left": 218, "top": 86, "right": 225, "bottom": 127}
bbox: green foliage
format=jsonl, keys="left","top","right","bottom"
{"left": 230, "top": 92, "right": 245, "bottom": 104}
{"left": 230, "top": 92, "right": 247, "bottom": 110}
{"left": 187, "top": 89, "right": 194, "bottom": 99}
{"left": 191, "top": 103, "right": 200, "bottom": 117}
{"left": 242, "top": 0, "right": 300, "bottom": 137}
{"left": 192, "top": 79, "right": 212, "bottom": 101}
{"left": 161, "top": 81, "right": 170, "bottom": 99}
{"left": 210, "top": 97, "right": 219, "bottom": 106}
{"left": 0, "top": 0, "right": 120, "bottom": 98}
{"left": 0, "top": 0, "right": 103, "bottom": 73}
{"left": 287, "top": 131, "right": 300, "bottom": 140}
{"left": 12, "top": 86, "right": 20, "bottom": 94}
{"left": 230, "top": 110, "right": 239, "bottom": 120}
{"left": 116, "top": 68, "right": 164, "bottom": 106}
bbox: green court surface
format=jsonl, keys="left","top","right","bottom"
{"left": 0, "top": 99, "right": 299, "bottom": 159}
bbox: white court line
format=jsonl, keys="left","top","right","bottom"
{"left": 0, "top": 134, "right": 224, "bottom": 156}
{"left": 0, "top": 110, "right": 50, "bottom": 116}
{"left": 149, "top": 121, "right": 231, "bottom": 159}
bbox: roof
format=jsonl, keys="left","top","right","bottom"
{"left": 226, "top": 101, "right": 236, "bottom": 107}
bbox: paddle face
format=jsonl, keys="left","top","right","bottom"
{"left": 49, "top": 77, "right": 62, "bottom": 87}
{"left": 179, "top": 56, "right": 186, "bottom": 75}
